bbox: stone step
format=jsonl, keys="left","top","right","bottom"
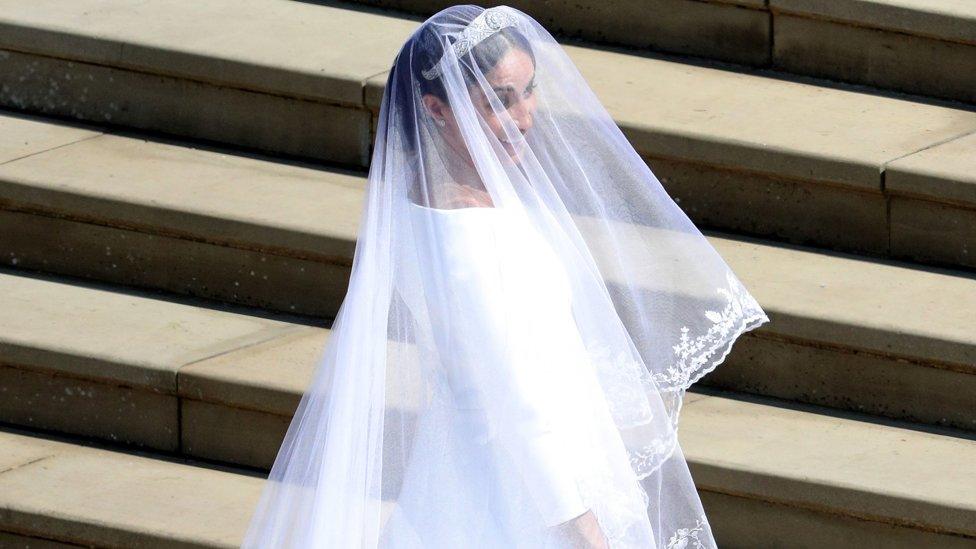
{"left": 355, "top": 0, "right": 774, "bottom": 67}
{"left": 1, "top": 113, "right": 974, "bottom": 434}
{"left": 347, "top": 0, "right": 976, "bottom": 105}
{"left": 1, "top": 393, "right": 973, "bottom": 548}
{"left": 0, "top": 267, "right": 314, "bottom": 453}
{"left": 0, "top": 113, "right": 363, "bottom": 318}
{"left": 0, "top": 253, "right": 973, "bottom": 472}
{"left": 1, "top": 1, "right": 975, "bottom": 268}
{"left": 770, "top": 0, "right": 976, "bottom": 105}
{"left": 0, "top": 426, "right": 263, "bottom": 548}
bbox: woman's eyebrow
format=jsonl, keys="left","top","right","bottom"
{"left": 492, "top": 77, "right": 535, "bottom": 94}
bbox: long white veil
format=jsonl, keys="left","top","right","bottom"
{"left": 241, "top": 5, "right": 769, "bottom": 548}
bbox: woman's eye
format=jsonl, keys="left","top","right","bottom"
{"left": 523, "top": 83, "right": 537, "bottom": 98}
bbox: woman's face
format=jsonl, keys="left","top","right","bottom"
{"left": 426, "top": 47, "right": 537, "bottom": 165}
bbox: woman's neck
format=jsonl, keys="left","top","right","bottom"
{"left": 443, "top": 141, "right": 485, "bottom": 191}
{"left": 433, "top": 140, "right": 494, "bottom": 207}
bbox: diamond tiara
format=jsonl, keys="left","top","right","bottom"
{"left": 421, "top": 7, "right": 519, "bottom": 80}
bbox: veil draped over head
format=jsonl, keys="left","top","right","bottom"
{"left": 242, "top": 5, "right": 769, "bottom": 548}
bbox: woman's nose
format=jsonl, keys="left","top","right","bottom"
{"left": 511, "top": 99, "right": 534, "bottom": 132}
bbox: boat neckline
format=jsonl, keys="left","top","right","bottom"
{"left": 409, "top": 201, "right": 501, "bottom": 213}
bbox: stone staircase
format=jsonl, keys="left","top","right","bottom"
{"left": 3, "top": 1, "right": 975, "bottom": 269}
{"left": 350, "top": 0, "right": 976, "bottom": 106}
{"left": 0, "top": 1, "right": 974, "bottom": 547}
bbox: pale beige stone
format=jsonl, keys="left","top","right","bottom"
{"left": 774, "top": 13, "right": 976, "bottom": 105}
{"left": 367, "top": 40, "right": 976, "bottom": 192}
{"left": 0, "top": 209, "right": 350, "bottom": 317}
{"left": 496, "top": 0, "right": 770, "bottom": 65}
{"left": 772, "top": 0, "right": 976, "bottom": 44}
{"left": 681, "top": 395, "right": 976, "bottom": 537}
{"left": 0, "top": 0, "right": 417, "bottom": 105}
{"left": 0, "top": 271, "right": 294, "bottom": 390}
{"left": 889, "top": 195, "right": 976, "bottom": 270}
{"left": 0, "top": 132, "right": 364, "bottom": 257}
{"left": 0, "top": 429, "right": 60, "bottom": 471}
{"left": 702, "top": 490, "right": 976, "bottom": 549}
{"left": 564, "top": 42, "right": 976, "bottom": 190}
{"left": 180, "top": 328, "right": 328, "bottom": 416}
{"left": 181, "top": 399, "right": 291, "bottom": 469}
{"left": 0, "top": 113, "right": 99, "bottom": 164}
{"left": 708, "top": 231, "right": 976, "bottom": 368}
{"left": 0, "top": 430, "right": 262, "bottom": 548}
{"left": 703, "top": 334, "right": 976, "bottom": 431}
{"left": 647, "top": 155, "right": 889, "bottom": 255}
{"left": 0, "top": 365, "right": 180, "bottom": 450}
{"left": 3, "top": 393, "right": 974, "bottom": 546}
{"left": 887, "top": 131, "right": 976, "bottom": 205}
{"left": 0, "top": 49, "right": 374, "bottom": 165}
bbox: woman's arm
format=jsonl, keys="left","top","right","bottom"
{"left": 440, "top": 227, "right": 595, "bottom": 530}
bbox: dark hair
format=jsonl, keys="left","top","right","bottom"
{"left": 382, "top": 16, "right": 535, "bottom": 156}
{"left": 415, "top": 25, "right": 535, "bottom": 103}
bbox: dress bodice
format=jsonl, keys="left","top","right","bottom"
{"left": 405, "top": 201, "right": 579, "bottom": 409}
{"left": 401, "top": 201, "right": 593, "bottom": 528}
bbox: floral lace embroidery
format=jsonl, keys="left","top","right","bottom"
{"left": 588, "top": 345, "right": 656, "bottom": 428}
{"left": 583, "top": 269, "right": 766, "bottom": 479}
{"left": 627, "top": 433, "right": 676, "bottom": 479}
{"left": 653, "top": 270, "right": 766, "bottom": 390}
{"left": 665, "top": 515, "right": 709, "bottom": 549}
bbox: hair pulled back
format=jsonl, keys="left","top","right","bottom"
{"left": 383, "top": 9, "right": 535, "bottom": 155}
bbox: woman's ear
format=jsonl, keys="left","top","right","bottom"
{"left": 421, "top": 93, "right": 447, "bottom": 123}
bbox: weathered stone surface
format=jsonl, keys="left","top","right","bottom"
{"left": 3, "top": 392, "right": 974, "bottom": 547}
{"left": 702, "top": 334, "right": 976, "bottom": 431}
{"left": 369, "top": 42, "right": 976, "bottom": 193}
{"left": 180, "top": 329, "right": 327, "bottom": 416}
{"left": 181, "top": 399, "right": 291, "bottom": 469}
{"left": 886, "top": 131, "right": 976, "bottom": 269}
{"left": 705, "top": 235, "right": 976, "bottom": 371}
{"left": 889, "top": 197, "right": 975, "bottom": 270}
{"left": 773, "top": 12, "right": 976, "bottom": 105}
{"left": 0, "top": 50, "right": 372, "bottom": 165}
{"left": 0, "top": 365, "right": 179, "bottom": 450}
{"left": 0, "top": 209, "right": 351, "bottom": 317}
{"left": 0, "top": 128, "right": 365, "bottom": 315}
{"left": 0, "top": 531, "right": 80, "bottom": 548}
{"left": 701, "top": 490, "right": 976, "bottom": 549}
{"left": 0, "top": 430, "right": 262, "bottom": 548}
{"left": 887, "top": 131, "right": 976, "bottom": 205}
{"left": 0, "top": 0, "right": 415, "bottom": 105}
{"left": 0, "top": 112, "right": 99, "bottom": 164}
{"left": 772, "top": 0, "right": 976, "bottom": 44}
{"left": 0, "top": 271, "right": 293, "bottom": 390}
{"left": 353, "top": 0, "right": 770, "bottom": 65}
{"left": 0, "top": 132, "right": 364, "bottom": 258}
{"left": 647, "top": 156, "right": 889, "bottom": 255}
{"left": 0, "top": 269, "right": 302, "bottom": 451}
{"left": 682, "top": 395, "right": 976, "bottom": 538}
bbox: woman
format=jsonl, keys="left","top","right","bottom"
{"left": 241, "top": 5, "right": 769, "bottom": 548}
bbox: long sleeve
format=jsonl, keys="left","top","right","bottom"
{"left": 431, "top": 209, "right": 591, "bottom": 527}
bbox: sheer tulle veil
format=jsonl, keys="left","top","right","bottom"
{"left": 241, "top": 5, "right": 769, "bottom": 548}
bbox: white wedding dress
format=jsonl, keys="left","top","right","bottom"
{"left": 241, "top": 7, "right": 765, "bottom": 548}
{"left": 380, "top": 202, "right": 655, "bottom": 548}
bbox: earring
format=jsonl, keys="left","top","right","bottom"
{"left": 434, "top": 118, "right": 446, "bottom": 127}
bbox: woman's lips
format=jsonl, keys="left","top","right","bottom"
{"left": 500, "top": 136, "right": 526, "bottom": 155}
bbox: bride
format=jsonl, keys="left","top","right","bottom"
{"left": 241, "top": 5, "right": 769, "bottom": 548}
